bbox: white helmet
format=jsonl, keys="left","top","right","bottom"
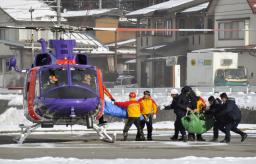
{"left": 195, "top": 89, "right": 201, "bottom": 97}
{"left": 170, "top": 88, "right": 179, "bottom": 95}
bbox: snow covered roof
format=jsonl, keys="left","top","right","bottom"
{"left": 182, "top": 2, "right": 209, "bottom": 13}
{"left": 62, "top": 8, "right": 117, "bottom": 18}
{"left": 63, "top": 33, "right": 113, "bottom": 54}
{"left": 127, "top": 0, "right": 194, "bottom": 16}
{"left": 106, "top": 39, "right": 136, "bottom": 47}
{"left": 0, "top": 0, "right": 60, "bottom": 22}
{"left": 191, "top": 48, "right": 229, "bottom": 53}
{"left": 146, "top": 45, "right": 167, "bottom": 50}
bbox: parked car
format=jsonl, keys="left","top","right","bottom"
{"left": 114, "top": 75, "right": 138, "bottom": 88}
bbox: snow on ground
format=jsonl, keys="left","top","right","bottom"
{"left": 0, "top": 157, "right": 256, "bottom": 164}
{"left": 0, "top": 107, "right": 255, "bottom": 135}
{"left": 0, "top": 93, "right": 255, "bottom": 133}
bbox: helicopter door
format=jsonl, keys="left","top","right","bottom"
{"left": 25, "top": 68, "right": 41, "bottom": 122}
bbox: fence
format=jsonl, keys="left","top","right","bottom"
{"left": 108, "top": 86, "right": 256, "bottom": 97}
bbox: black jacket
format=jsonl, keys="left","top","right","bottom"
{"left": 218, "top": 100, "right": 241, "bottom": 122}
{"left": 164, "top": 95, "right": 179, "bottom": 114}
{"left": 207, "top": 98, "right": 223, "bottom": 121}
{"left": 176, "top": 93, "right": 197, "bottom": 117}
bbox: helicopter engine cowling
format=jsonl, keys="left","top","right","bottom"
{"left": 34, "top": 53, "right": 52, "bottom": 66}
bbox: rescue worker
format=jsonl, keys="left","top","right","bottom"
{"left": 218, "top": 93, "right": 247, "bottom": 143}
{"left": 207, "top": 96, "right": 226, "bottom": 142}
{"left": 163, "top": 88, "right": 181, "bottom": 140}
{"left": 138, "top": 90, "right": 158, "bottom": 141}
{"left": 48, "top": 69, "right": 58, "bottom": 85}
{"left": 188, "top": 90, "right": 206, "bottom": 141}
{"left": 176, "top": 86, "right": 197, "bottom": 142}
{"left": 115, "top": 92, "right": 145, "bottom": 141}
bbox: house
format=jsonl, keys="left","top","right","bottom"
{"left": 62, "top": 8, "right": 137, "bottom": 79}
{"left": 208, "top": 0, "right": 256, "bottom": 85}
{"left": 127, "top": 0, "right": 212, "bottom": 87}
{"left": 0, "top": 0, "right": 112, "bottom": 87}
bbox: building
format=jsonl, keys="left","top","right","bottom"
{"left": 0, "top": 0, "right": 112, "bottom": 87}
{"left": 62, "top": 8, "right": 137, "bottom": 80}
{"left": 127, "top": 0, "right": 212, "bottom": 87}
{"left": 208, "top": 0, "right": 256, "bottom": 85}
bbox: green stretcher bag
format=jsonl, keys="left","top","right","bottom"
{"left": 181, "top": 112, "right": 214, "bottom": 134}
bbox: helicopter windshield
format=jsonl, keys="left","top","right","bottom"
{"left": 71, "top": 67, "right": 97, "bottom": 91}
{"left": 42, "top": 67, "right": 67, "bottom": 91}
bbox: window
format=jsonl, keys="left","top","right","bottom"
{"left": 0, "top": 29, "right": 5, "bottom": 40}
{"left": 218, "top": 21, "right": 245, "bottom": 40}
{"left": 71, "top": 67, "right": 97, "bottom": 91}
{"left": 41, "top": 67, "right": 67, "bottom": 92}
{"left": 165, "top": 19, "right": 172, "bottom": 36}
{"left": 0, "top": 59, "right": 2, "bottom": 74}
{"left": 155, "top": 18, "right": 165, "bottom": 36}
{"left": 179, "top": 19, "right": 185, "bottom": 36}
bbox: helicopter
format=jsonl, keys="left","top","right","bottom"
{"left": 4, "top": 25, "right": 118, "bottom": 144}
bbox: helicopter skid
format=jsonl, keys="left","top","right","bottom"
{"left": 13, "top": 123, "right": 116, "bottom": 144}
{"left": 93, "top": 124, "right": 116, "bottom": 143}
{"left": 13, "top": 123, "right": 41, "bottom": 144}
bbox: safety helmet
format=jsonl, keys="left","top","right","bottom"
{"left": 129, "top": 92, "right": 136, "bottom": 98}
{"left": 195, "top": 89, "right": 201, "bottom": 97}
{"left": 143, "top": 90, "right": 150, "bottom": 96}
{"left": 170, "top": 89, "right": 179, "bottom": 95}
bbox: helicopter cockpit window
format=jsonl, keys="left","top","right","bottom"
{"left": 71, "top": 67, "right": 97, "bottom": 91}
{"left": 42, "top": 68, "right": 67, "bottom": 91}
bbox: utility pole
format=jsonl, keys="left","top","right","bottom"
{"left": 114, "top": 31, "right": 118, "bottom": 72}
{"left": 56, "top": 0, "right": 61, "bottom": 39}
{"left": 99, "top": 0, "right": 102, "bottom": 9}
{"left": 29, "top": 7, "right": 35, "bottom": 64}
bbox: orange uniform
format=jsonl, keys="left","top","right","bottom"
{"left": 138, "top": 97, "right": 158, "bottom": 115}
{"left": 115, "top": 98, "right": 142, "bottom": 118}
{"left": 196, "top": 97, "right": 206, "bottom": 113}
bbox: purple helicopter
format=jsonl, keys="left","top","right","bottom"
{"left": 9, "top": 38, "right": 115, "bottom": 144}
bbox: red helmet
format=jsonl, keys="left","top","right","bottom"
{"left": 129, "top": 92, "right": 136, "bottom": 98}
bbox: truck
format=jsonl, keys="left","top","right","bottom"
{"left": 187, "top": 50, "right": 248, "bottom": 86}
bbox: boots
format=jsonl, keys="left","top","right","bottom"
{"left": 178, "top": 135, "right": 187, "bottom": 142}
{"left": 122, "top": 132, "right": 128, "bottom": 141}
{"left": 196, "top": 134, "right": 206, "bottom": 142}
{"left": 241, "top": 133, "right": 247, "bottom": 142}
{"left": 136, "top": 132, "right": 145, "bottom": 141}
{"left": 188, "top": 134, "right": 195, "bottom": 141}
{"left": 209, "top": 137, "right": 218, "bottom": 142}
{"left": 170, "top": 135, "right": 178, "bottom": 141}
{"left": 147, "top": 132, "right": 152, "bottom": 141}
{"left": 220, "top": 137, "right": 230, "bottom": 143}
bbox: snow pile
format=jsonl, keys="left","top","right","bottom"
{"left": 0, "top": 108, "right": 31, "bottom": 131}
{"left": 8, "top": 96, "right": 23, "bottom": 106}
{"left": 0, "top": 157, "right": 256, "bottom": 164}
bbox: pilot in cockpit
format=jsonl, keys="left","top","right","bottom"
{"left": 82, "top": 73, "right": 92, "bottom": 86}
{"left": 48, "top": 69, "right": 58, "bottom": 85}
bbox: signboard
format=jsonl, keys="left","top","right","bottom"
{"left": 166, "top": 56, "right": 177, "bottom": 66}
